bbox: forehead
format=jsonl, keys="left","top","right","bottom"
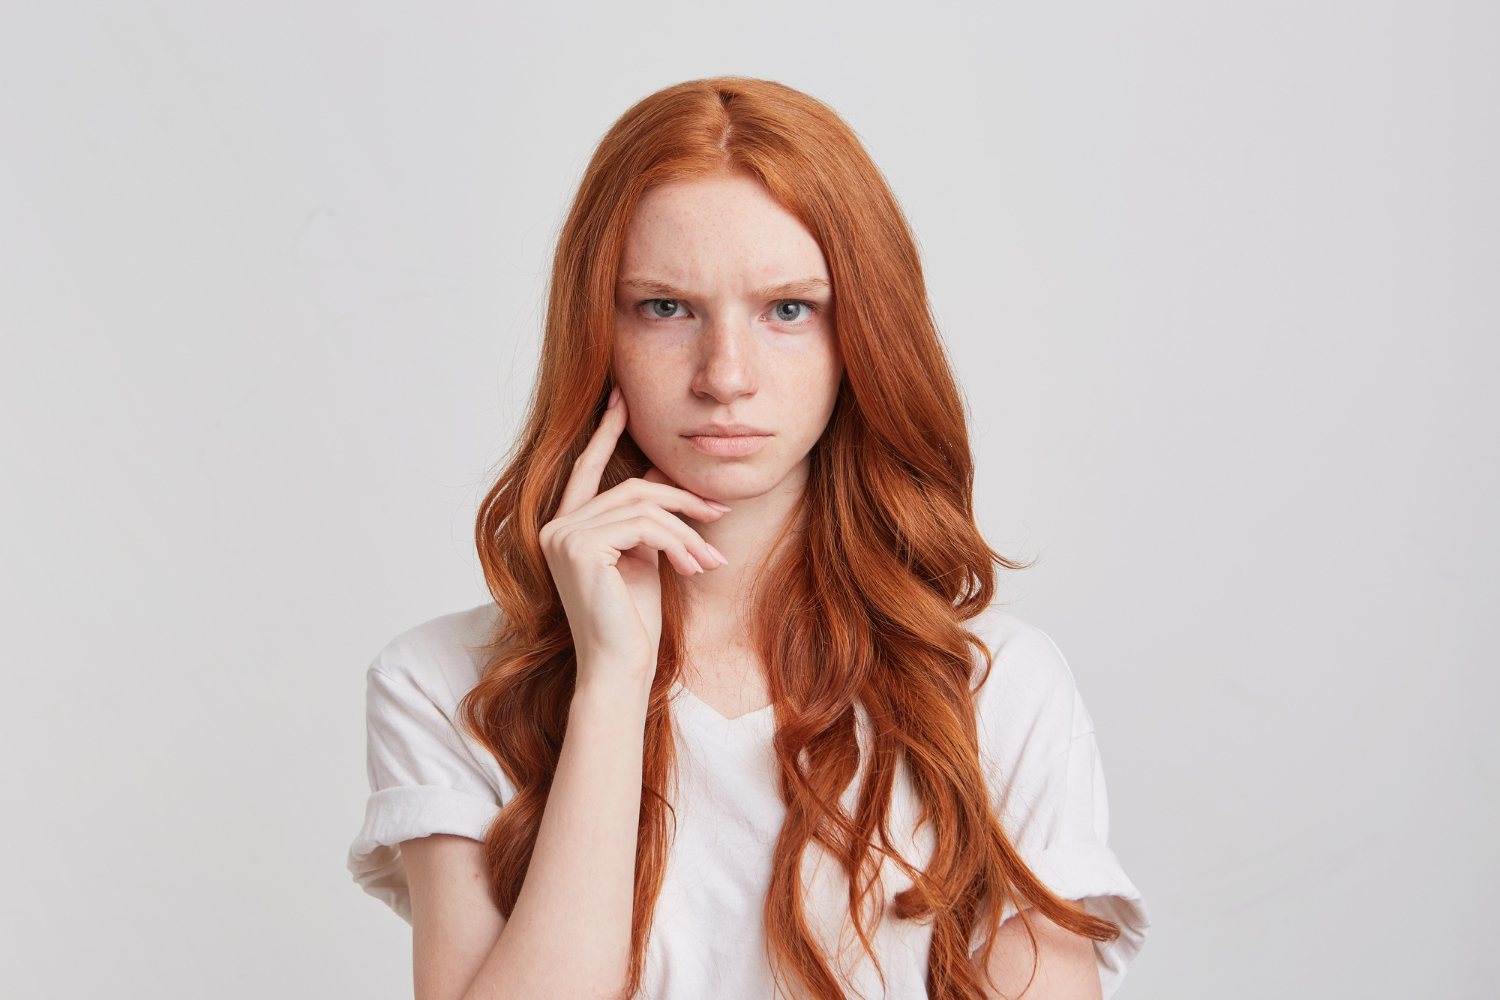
{"left": 619, "top": 173, "right": 828, "bottom": 287}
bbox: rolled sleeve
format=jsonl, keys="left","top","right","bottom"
{"left": 347, "top": 660, "right": 507, "bottom": 923}
{"left": 971, "top": 614, "right": 1150, "bottom": 997}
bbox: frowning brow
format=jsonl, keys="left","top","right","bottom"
{"left": 753, "top": 277, "right": 831, "bottom": 299}
{"left": 619, "top": 277, "right": 691, "bottom": 299}
{"left": 619, "top": 277, "right": 832, "bottom": 299}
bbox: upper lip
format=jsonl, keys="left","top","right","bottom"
{"left": 681, "top": 423, "right": 771, "bottom": 437}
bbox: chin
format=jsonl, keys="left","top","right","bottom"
{"left": 663, "top": 457, "right": 791, "bottom": 504}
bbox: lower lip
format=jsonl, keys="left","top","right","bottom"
{"left": 685, "top": 434, "right": 771, "bottom": 457}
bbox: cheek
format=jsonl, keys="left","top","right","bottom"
{"left": 779, "top": 331, "right": 842, "bottom": 392}
{"left": 768, "top": 333, "right": 843, "bottom": 437}
{"left": 612, "top": 335, "right": 690, "bottom": 438}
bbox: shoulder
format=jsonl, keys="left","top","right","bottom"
{"left": 967, "top": 607, "right": 1083, "bottom": 714}
{"left": 965, "top": 606, "right": 1095, "bottom": 759}
{"left": 369, "top": 602, "right": 504, "bottom": 710}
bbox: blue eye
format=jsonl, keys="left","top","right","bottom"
{"left": 648, "top": 299, "right": 681, "bottom": 318}
{"left": 774, "top": 301, "right": 807, "bottom": 322}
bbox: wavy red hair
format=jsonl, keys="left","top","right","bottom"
{"left": 458, "top": 77, "right": 1117, "bottom": 998}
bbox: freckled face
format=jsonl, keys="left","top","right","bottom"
{"left": 612, "top": 172, "right": 843, "bottom": 503}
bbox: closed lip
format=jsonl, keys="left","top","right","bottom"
{"left": 681, "top": 424, "right": 771, "bottom": 437}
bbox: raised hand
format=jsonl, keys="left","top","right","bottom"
{"left": 538, "top": 387, "right": 730, "bottom": 688}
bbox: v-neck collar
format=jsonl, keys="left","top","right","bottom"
{"left": 670, "top": 680, "right": 776, "bottom": 732}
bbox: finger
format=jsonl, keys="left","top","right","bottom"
{"left": 557, "top": 387, "right": 625, "bottom": 517}
{"left": 569, "top": 514, "right": 709, "bottom": 577}
{"left": 566, "top": 501, "right": 725, "bottom": 570}
{"left": 640, "top": 467, "right": 733, "bottom": 520}
{"left": 563, "top": 478, "right": 731, "bottom": 529}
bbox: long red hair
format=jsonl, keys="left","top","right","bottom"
{"left": 459, "top": 77, "right": 1117, "bottom": 998}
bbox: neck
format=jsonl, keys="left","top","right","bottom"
{"left": 673, "top": 460, "right": 807, "bottom": 712}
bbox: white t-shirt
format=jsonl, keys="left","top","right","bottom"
{"left": 347, "top": 603, "right": 1149, "bottom": 997}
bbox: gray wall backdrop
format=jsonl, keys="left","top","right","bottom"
{"left": 2, "top": 2, "right": 1494, "bottom": 997}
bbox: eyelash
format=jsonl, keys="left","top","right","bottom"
{"left": 637, "top": 299, "right": 818, "bottom": 322}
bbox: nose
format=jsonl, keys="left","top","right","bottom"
{"left": 690, "top": 313, "right": 757, "bottom": 403}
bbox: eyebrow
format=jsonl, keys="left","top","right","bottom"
{"left": 754, "top": 277, "right": 831, "bottom": 299}
{"left": 619, "top": 276, "right": 832, "bottom": 300}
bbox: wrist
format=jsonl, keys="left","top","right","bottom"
{"left": 571, "top": 664, "right": 655, "bottom": 714}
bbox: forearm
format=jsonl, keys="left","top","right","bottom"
{"left": 461, "top": 671, "right": 651, "bottom": 1000}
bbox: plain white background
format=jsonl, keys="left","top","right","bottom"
{"left": 2, "top": 2, "right": 1495, "bottom": 997}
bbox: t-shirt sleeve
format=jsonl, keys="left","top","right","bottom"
{"left": 970, "top": 615, "right": 1150, "bottom": 997}
{"left": 346, "top": 659, "right": 507, "bottom": 923}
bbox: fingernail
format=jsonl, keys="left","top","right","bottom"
{"left": 688, "top": 555, "right": 706, "bottom": 574}
{"left": 705, "top": 500, "right": 732, "bottom": 512}
{"left": 607, "top": 386, "right": 621, "bottom": 408}
{"left": 707, "top": 545, "right": 728, "bottom": 565}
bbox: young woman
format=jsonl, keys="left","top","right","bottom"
{"left": 348, "top": 77, "right": 1148, "bottom": 1000}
